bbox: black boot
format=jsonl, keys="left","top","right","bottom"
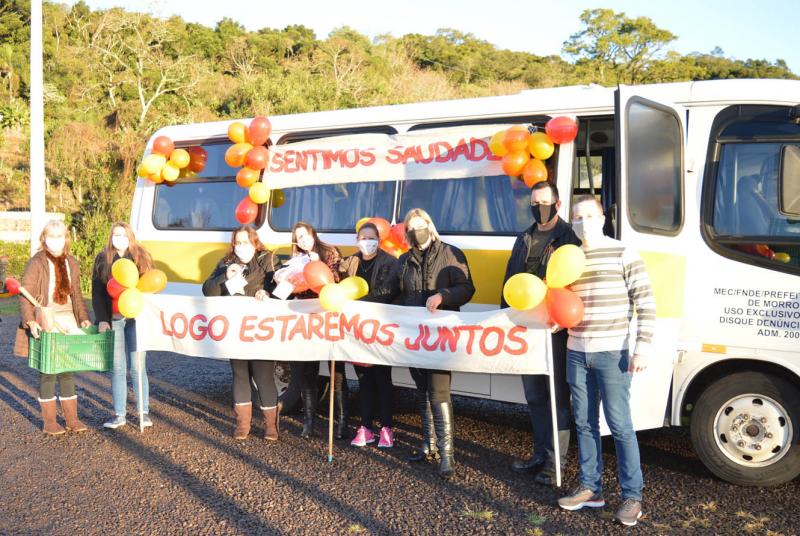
{"left": 407, "top": 395, "right": 438, "bottom": 462}
{"left": 300, "top": 388, "right": 316, "bottom": 439}
{"left": 431, "top": 401, "right": 455, "bottom": 479}
{"left": 334, "top": 374, "right": 349, "bottom": 440}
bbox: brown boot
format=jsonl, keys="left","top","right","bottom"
{"left": 39, "top": 398, "right": 65, "bottom": 435}
{"left": 262, "top": 406, "right": 279, "bottom": 441}
{"left": 60, "top": 396, "right": 88, "bottom": 432}
{"left": 233, "top": 403, "right": 252, "bottom": 440}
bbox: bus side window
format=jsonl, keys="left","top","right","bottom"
{"left": 572, "top": 116, "right": 617, "bottom": 237}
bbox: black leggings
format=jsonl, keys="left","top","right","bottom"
{"left": 230, "top": 359, "right": 277, "bottom": 408}
{"left": 39, "top": 372, "right": 75, "bottom": 400}
{"left": 354, "top": 365, "right": 393, "bottom": 428}
{"left": 410, "top": 368, "right": 452, "bottom": 405}
{"left": 297, "top": 361, "right": 348, "bottom": 395}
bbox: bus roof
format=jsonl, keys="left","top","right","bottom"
{"left": 151, "top": 79, "right": 800, "bottom": 143}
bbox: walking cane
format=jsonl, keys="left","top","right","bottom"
{"left": 137, "top": 349, "right": 145, "bottom": 433}
{"left": 328, "top": 359, "right": 336, "bottom": 462}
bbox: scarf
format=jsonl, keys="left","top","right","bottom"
{"left": 45, "top": 251, "right": 70, "bottom": 305}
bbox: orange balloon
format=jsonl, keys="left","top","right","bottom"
{"left": 303, "top": 260, "right": 335, "bottom": 291}
{"left": 228, "top": 122, "right": 249, "bottom": 144}
{"left": 245, "top": 146, "right": 269, "bottom": 170}
{"left": 236, "top": 167, "right": 260, "bottom": 188}
{"left": 225, "top": 142, "right": 253, "bottom": 168}
{"left": 503, "top": 126, "right": 530, "bottom": 153}
{"left": 545, "top": 288, "right": 585, "bottom": 328}
{"left": 502, "top": 151, "right": 530, "bottom": 176}
{"left": 186, "top": 146, "right": 208, "bottom": 173}
{"left": 367, "top": 217, "right": 391, "bottom": 241}
{"left": 152, "top": 136, "right": 174, "bottom": 157}
{"left": 522, "top": 159, "right": 548, "bottom": 187}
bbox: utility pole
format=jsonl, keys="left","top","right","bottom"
{"left": 29, "top": 0, "right": 46, "bottom": 254}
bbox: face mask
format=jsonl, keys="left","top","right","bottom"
{"left": 573, "top": 218, "right": 605, "bottom": 244}
{"left": 234, "top": 244, "right": 256, "bottom": 263}
{"left": 297, "top": 236, "right": 315, "bottom": 252}
{"left": 45, "top": 237, "right": 65, "bottom": 255}
{"left": 531, "top": 203, "right": 556, "bottom": 225}
{"left": 357, "top": 239, "right": 379, "bottom": 256}
{"left": 112, "top": 236, "right": 129, "bottom": 252}
{"left": 409, "top": 228, "right": 431, "bottom": 249}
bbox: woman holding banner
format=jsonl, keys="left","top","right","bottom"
{"left": 287, "top": 222, "right": 345, "bottom": 439}
{"left": 399, "top": 208, "right": 475, "bottom": 478}
{"left": 202, "top": 226, "right": 279, "bottom": 441}
{"left": 338, "top": 222, "right": 401, "bottom": 448}
{"left": 92, "top": 222, "right": 154, "bottom": 430}
{"left": 13, "top": 219, "right": 93, "bottom": 435}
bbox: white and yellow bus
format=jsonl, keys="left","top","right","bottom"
{"left": 130, "top": 79, "right": 800, "bottom": 487}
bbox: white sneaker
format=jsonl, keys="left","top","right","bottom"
{"left": 103, "top": 415, "right": 127, "bottom": 429}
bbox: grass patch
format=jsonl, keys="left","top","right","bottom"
{"left": 526, "top": 528, "right": 544, "bottom": 536}
{"left": 347, "top": 524, "right": 366, "bottom": 534}
{"left": 462, "top": 509, "right": 494, "bottom": 522}
{"left": 0, "top": 296, "right": 20, "bottom": 316}
{"left": 699, "top": 501, "right": 718, "bottom": 512}
{"left": 526, "top": 513, "right": 546, "bottom": 526}
{"left": 679, "top": 515, "right": 711, "bottom": 529}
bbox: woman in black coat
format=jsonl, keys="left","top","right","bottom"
{"left": 202, "top": 226, "right": 278, "bottom": 441}
{"left": 398, "top": 208, "right": 475, "bottom": 478}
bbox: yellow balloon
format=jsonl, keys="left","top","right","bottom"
{"left": 340, "top": 276, "right": 369, "bottom": 300}
{"left": 503, "top": 273, "right": 547, "bottom": 310}
{"left": 249, "top": 182, "right": 269, "bottom": 204}
{"left": 136, "top": 164, "right": 148, "bottom": 178}
{"left": 118, "top": 288, "right": 144, "bottom": 318}
{"left": 228, "top": 122, "right": 249, "bottom": 144}
{"left": 528, "top": 132, "right": 555, "bottom": 160}
{"left": 272, "top": 189, "right": 285, "bottom": 208}
{"left": 774, "top": 252, "right": 791, "bottom": 263}
{"left": 136, "top": 269, "right": 167, "bottom": 293}
{"left": 112, "top": 258, "right": 139, "bottom": 288}
{"left": 142, "top": 153, "right": 167, "bottom": 176}
{"left": 169, "top": 148, "right": 191, "bottom": 168}
{"left": 161, "top": 162, "right": 180, "bottom": 182}
{"left": 319, "top": 283, "right": 348, "bottom": 312}
{"left": 355, "top": 217, "right": 371, "bottom": 232}
{"left": 489, "top": 130, "right": 509, "bottom": 157}
{"left": 545, "top": 244, "right": 586, "bottom": 288}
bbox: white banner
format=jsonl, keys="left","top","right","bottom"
{"left": 136, "top": 294, "right": 553, "bottom": 375}
{"left": 266, "top": 125, "right": 512, "bottom": 189}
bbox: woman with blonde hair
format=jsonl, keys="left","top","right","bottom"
{"left": 14, "top": 219, "right": 92, "bottom": 435}
{"left": 398, "top": 208, "right": 475, "bottom": 478}
{"left": 92, "top": 222, "right": 155, "bottom": 429}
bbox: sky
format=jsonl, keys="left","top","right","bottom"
{"left": 63, "top": 0, "right": 799, "bottom": 74}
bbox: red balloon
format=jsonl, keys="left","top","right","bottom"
{"left": 245, "top": 146, "right": 269, "bottom": 170}
{"left": 235, "top": 197, "right": 259, "bottom": 224}
{"left": 106, "top": 278, "right": 126, "bottom": 299}
{"left": 249, "top": 116, "right": 272, "bottom": 146}
{"left": 152, "top": 136, "right": 175, "bottom": 157}
{"left": 389, "top": 223, "right": 409, "bottom": 250}
{"left": 367, "top": 217, "right": 391, "bottom": 241}
{"left": 303, "top": 260, "right": 334, "bottom": 292}
{"left": 545, "top": 116, "right": 578, "bottom": 145}
{"left": 288, "top": 272, "right": 309, "bottom": 293}
{"left": 5, "top": 277, "right": 20, "bottom": 296}
{"left": 545, "top": 288, "right": 585, "bottom": 328}
{"left": 186, "top": 146, "right": 208, "bottom": 173}
{"left": 112, "top": 298, "right": 120, "bottom": 315}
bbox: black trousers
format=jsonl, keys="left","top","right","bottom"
{"left": 39, "top": 372, "right": 75, "bottom": 399}
{"left": 410, "top": 367, "right": 452, "bottom": 405}
{"left": 230, "top": 359, "right": 277, "bottom": 407}
{"left": 296, "top": 361, "right": 348, "bottom": 395}
{"left": 354, "top": 364, "right": 393, "bottom": 428}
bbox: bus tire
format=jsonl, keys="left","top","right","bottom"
{"left": 690, "top": 371, "right": 800, "bottom": 487}
{"left": 275, "top": 362, "right": 300, "bottom": 413}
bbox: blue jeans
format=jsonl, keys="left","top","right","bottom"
{"left": 111, "top": 320, "right": 149, "bottom": 417}
{"left": 566, "top": 349, "right": 643, "bottom": 501}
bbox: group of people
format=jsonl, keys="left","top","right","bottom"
{"left": 13, "top": 181, "right": 655, "bottom": 527}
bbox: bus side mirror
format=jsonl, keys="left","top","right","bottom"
{"left": 779, "top": 145, "right": 800, "bottom": 217}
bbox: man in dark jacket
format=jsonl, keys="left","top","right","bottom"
{"left": 501, "top": 181, "right": 581, "bottom": 486}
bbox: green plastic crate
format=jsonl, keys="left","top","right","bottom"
{"left": 28, "top": 326, "right": 114, "bottom": 374}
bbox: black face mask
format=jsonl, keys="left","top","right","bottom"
{"left": 409, "top": 228, "right": 431, "bottom": 249}
{"left": 531, "top": 203, "right": 556, "bottom": 225}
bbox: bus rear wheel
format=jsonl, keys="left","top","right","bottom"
{"left": 690, "top": 371, "right": 800, "bottom": 487}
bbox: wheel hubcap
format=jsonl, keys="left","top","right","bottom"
{"left": 714, "top": 394, "right": 792, "bottom": 467}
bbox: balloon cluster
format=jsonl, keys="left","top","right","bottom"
{"left": 1, "top": 277, "right": 20, "bottom": 299}
{"left": 355, "top": 217, "right": 409, "bottom": 258}
{"left": 224, "top": 116, "right": 278, "bottom": 225}
{"left": 137, "top": 136, "right": 207, "bottom": 184}
{"left": 108, "top": 259, "right": 167, "bottom": 318}
{"left": 503, "top": 244, "right": 586, "bottom": 328}
{"left": 489, "top": 117, "right": 578, "bottom": 188}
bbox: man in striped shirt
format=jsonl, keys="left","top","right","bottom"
{"left": 557, "top": 195, "right": 656, "bottom": 528}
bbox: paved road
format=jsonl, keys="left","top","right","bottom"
{"left": 1, "top": 316, "right": 797, "bottom": 535}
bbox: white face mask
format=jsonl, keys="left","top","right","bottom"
{"left": 297, "top": 235, "right": 315, "bottom": 252}
{"left": 573, "top": 218, "right": 605, "bottom": 245}
{"left": 234, "top": 244, "right": 256, "bottom": 263}
{"left": 357, "top": 239, "right": 379, "bottom": 257}
{"left": 112, "top": 236, "right": 129, "bottom": 253}
{"left": 45, "top": 237, "right": 66, "bottom": 255}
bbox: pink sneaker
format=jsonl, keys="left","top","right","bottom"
{"left": 350, "top": 426, "right": 375, "bottom": 447}
{"left": 378, "top": 426, "right": 394, "bottom": 448}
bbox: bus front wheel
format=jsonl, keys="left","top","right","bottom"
{"left": 690, "top": 371, "right": 800, "bottom": 486}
